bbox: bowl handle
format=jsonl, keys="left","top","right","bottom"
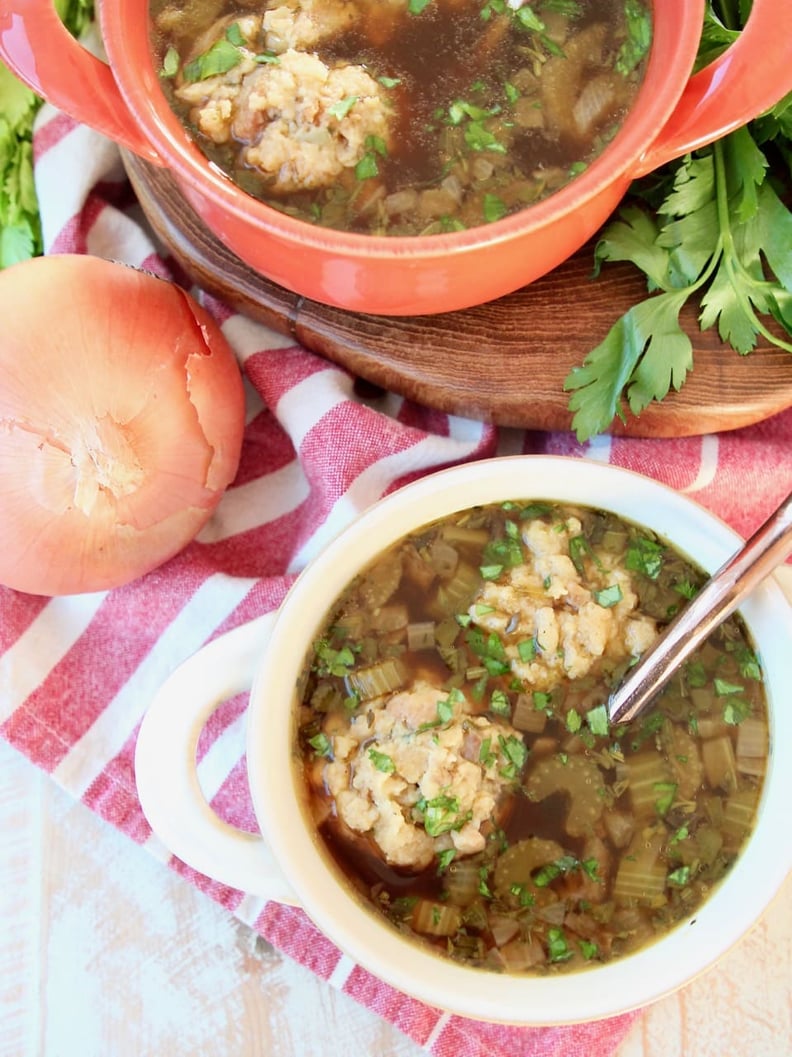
{"left": 134, "top": 612, "right": 300, "bottom": 905}
{"left": 0, "top": 0, "right": 162, "bottom": 164}
{"left": 635, "top": 0, "right": 792, "bottom": 177}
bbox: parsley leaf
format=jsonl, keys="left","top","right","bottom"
{"left": 0, "top": 0, "right": 94, "bottom": 267}
{"left": 564, "top": 2, "right": 792, "bottom": 441}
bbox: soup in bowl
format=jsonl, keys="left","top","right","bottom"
{"left": 151, "top": 0, "right": 652, "bottom": 237}
{"left": 2, "top": 0, "right": 792, "bottom": 313}
{"left": 134, "top": 457, "right": 792, "bottom": 1024}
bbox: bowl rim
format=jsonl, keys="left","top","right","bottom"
{"left": 110, "top": 0, "right": 704, "bottom": 256}
{"left": 244, "top": 455, "right": 792, "bottom": 1025}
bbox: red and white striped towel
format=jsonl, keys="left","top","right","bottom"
{"left": 2, "top": 97, "right": 791, "bottom": 1057}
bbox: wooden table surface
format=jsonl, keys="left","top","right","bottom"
{"left": 2, "top": 568, "right": 791, "bottom": 1057}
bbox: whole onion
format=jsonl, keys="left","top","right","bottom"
{"left": 0, "top": 254, "right": 246, "bottom": 595}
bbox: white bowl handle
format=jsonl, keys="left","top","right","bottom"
{"left": 134, "top": 612, "right": 299, "bottom": 905}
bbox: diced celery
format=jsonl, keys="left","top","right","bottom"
{"left": 358, "top": 551, "right": 403, "bottom": 608}
{"left": 406, "top": 620, "right": 436, "bottom": 650}
{"left": 432, "top": 560, "right": 482, "bottom": 615}
{"left": 411, "top": 899, "right": 462, "bottom": 937}
{"left": 347, "top": 657, "right": 407, "bottom": 700}
{"left": 497, "top": 936, "right": 546, "bottom": 971}
{"left": 625, "top": 750, "right": 673, "bottom": 817}
{"left": 512, "top": 692, "right": 548, "bottom": 733}
{"left": 735, "top": 717, "right": 768, "bottom": 774}
{"left": 440, "top": 524, "right": 490, "bottom": 548}
{"left": 613, "top": 830, "right": 667, "bottom": 906}
{"left": 721, "top": 788, "right": 760, "bottom": 851}
{"left": 701, "top": 735, "right": 738, "bottom": 793}
{"left": 371, "top": 602, "right": 409, "bottom": 634}
{"left": 445, "top": 857, "right": 482, "bottom": 907}
{"left": 429, "top": 538, "right": 460, "bottom": 578}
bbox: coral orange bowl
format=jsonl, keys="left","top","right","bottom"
{"left": 2, "top": 0, "right": 792, "bottom": 314}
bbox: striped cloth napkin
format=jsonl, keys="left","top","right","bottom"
{"left": 2, "top": 94, "right": 791, "bottom": 1057}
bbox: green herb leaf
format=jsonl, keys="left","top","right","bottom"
{"left": 355, "top": 152, "right": 379, "bottom": 180}
{"left": 328, "top": 95, "right": 358, "bottom": 120}
{"left": 586, "top": 703, "right": 609, "bottom": 736}
{"left": 308, "top": 732, "right": 333, "bottom": 758}
{"left": 483, "top": 194, "right": 508, "bottom": 223}
{"left": 625, "top": 536, "right": 664, "bottom": 580}
{"left": 654, "top": 780, "right": 677, "bottom": 816}
{"left": 615, "top": 0, "right": 652, "bottom": 76}
{"left": 546, "top": 926, "right": 573, "bottom": 962}
{"left": 368, "top": 748, "right": 396, "bottom": 773}
{"left": 668, "top": 865, "right": 691, "bottom": 887}
{"left": 593, "top": 583, "right": 623, "bottom": 608}
{"left": 490, "top": 689, "right": 511, "bottom": 715}
{"left": 160, "top": 46, "right": 180, "bottom": 79}
{"left": 184, "top": 38, "right": 242, "bottom": 82}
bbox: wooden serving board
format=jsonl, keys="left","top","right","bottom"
{"left": 123, "top": 151, "right": 792, "bottom": 437}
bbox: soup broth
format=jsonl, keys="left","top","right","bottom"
{"left": 296, "top": 501, "right": 768, "bottom": 975}
{"left": 150, "top": 0, "right": 652, "bottom": 235}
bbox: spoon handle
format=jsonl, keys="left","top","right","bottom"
{"left": 608, "top": 490, "right": 792, "bottom": 726}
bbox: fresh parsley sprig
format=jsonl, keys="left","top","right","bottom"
{"left": 564, "top": 1, "right": 792, "bottom": 441}
{"left": 0, "top": 0, "right": 94, "bottom": 268}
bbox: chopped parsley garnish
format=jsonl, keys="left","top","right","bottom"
{"left": 685, "top": 660, "right": 708, "bottom": 688}
{"left": 668, "top": 865, "right": 692, "bottom": 887}
{"left": 593, "top": 583, "right": 623, "bottom": 608}
{"left": 586, "top": 703, "right": 609, "bottom": 736}
{"left": 714, "top": 677, "right": 744, "bottom": 696}
{"left": 730, "top": 644, "right": 762, "bottom": 682}
{"left": 498, "top": 733, "right": 528, "bottom": 778}
{"left": 418, "top": 793, "right": 471, "bottom": 837}
{"left": 533, "top": 690, "right": 552, "bottom": 711}
{"left": 308, "top": 732, "right": 332, "bottom": 758}
{"left": 533, "top": 854, "right": 578, "bottom": 887}
{"left": 160, "top": 46, "right": 180, "bottom": 79}
{"left": 437, "top": 848, "right": 457, "bottom": 872}
{"left": 546, "top": 927, "right": 573, "bottom": 962}
{"left": 723, "top": 697, "right": 751, "bottom": 725}
{"left": 669, "top": 824, "right": 690, "bottom": 845}
{"left": 615, "top": 0, "right": 652, "bottom": 75}
{"left": 566, "top": 709, "right": 582, "bottom": 734}
{"left": 368, "top": 748, "right": 396, "bottom": 773}
{"left": 479, "top": 736, "right": 497, "bottom": 768}
{"left": 313, "top": 641, "right": 356, "bottom": 677}
{"left": 625, "top": 536, "right": 664, "bottom": 580}
{"left": 490, "top": 689, "right": 511, "bottom": 715}
{"left": 517, "top": 638, "right": 537, "bottom": 663}
{"left": 183, "top": 31, "right": 243, "bottom": 82}
{"left": 509, "top": 882, "right": 535, "bottom": 906}
{"left": 483, "top": 194, "right": 509, "bottom": 222}
{"left": 328, "top": 96, "right": 358, "bottom": 120}
{"left": 654, "top": 781, "right": 677, "bottom": 816}
{"left": 480, "top": 563, "right": 504, "bottom": 580}
{"left": 354, "top": 135, "right": 388, "bottom": 181}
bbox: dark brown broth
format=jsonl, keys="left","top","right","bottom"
{"left": 296, "top": 501, "right": 768, "bottom": 974}
{"left": 151, "top": 0, "right": 652, "bottom": 235}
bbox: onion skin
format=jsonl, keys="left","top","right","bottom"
{"left": 0, "top": 255, "right": 246, "bottom": 595}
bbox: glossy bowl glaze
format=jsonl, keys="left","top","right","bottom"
{"left": 6, "top": 0, "right": 790, "bottom": 312}
{"left": 4, "top": 1, "right": 787, "bottom": 315}
{"left": 135, "top": 456, "right": 792, "bottom": 1025}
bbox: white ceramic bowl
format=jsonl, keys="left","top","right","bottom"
{"left": 135, "top": 456, "right": 792, "bottom": 1025}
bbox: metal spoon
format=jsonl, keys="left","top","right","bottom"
{"left": 607, "top": 489, "right": 792, "bottom": 726}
